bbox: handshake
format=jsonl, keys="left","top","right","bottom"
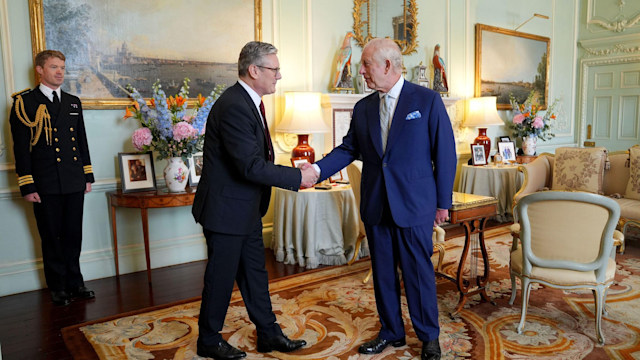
{"left": 299, "top": 162, "right": 319, "bottom": 188}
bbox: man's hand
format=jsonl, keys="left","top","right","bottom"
{"left": 300, "top": 163, "right": 319, "bottom": 188}
{"left": 434, "top": 208, "right": 449, "bottom": 226}
{"left": 24, "top": 192, "right": 41, "bottom": 203}
{"left": 85, "top": 182, "right": 92, "bottom": 194}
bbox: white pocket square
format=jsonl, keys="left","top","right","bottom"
{"left": 405, "top": 110, "right": 421, "bottom": 120}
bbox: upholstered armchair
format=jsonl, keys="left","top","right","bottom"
{"left": 511, "top": 147, "right": 628, "bottom": 253}
{"left": 509, "top": 191, "right": 620, "bottom": 345}
{"left": 345, "top": 161, "right": 446, "bottom": 284}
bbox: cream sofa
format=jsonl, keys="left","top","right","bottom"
{"left": 513, "top": 150, "right": 636, "bottom": 251}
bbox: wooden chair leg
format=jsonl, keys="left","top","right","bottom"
{"left": 348, "top": 233, "right": 366, "bottom": 265}
{"left": 363, "top": 267, "right": 372, "bottom": 284}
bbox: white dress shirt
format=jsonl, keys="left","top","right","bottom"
{"left": 39, "top": 84, "right": 61, "bottom": 103}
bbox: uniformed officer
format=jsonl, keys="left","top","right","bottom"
{"left": 9, "top": 50, "right": 95, "bottom": 306}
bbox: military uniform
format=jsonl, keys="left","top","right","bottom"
{"left": 9, "top": 85, "right": 94, "bottom": 292}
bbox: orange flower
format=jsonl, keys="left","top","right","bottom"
{"left": 150, "top": 98, "right": 156, "bottom": 107}
{"left": 123, "top": 107, "right": 134, "bottom": 120}
{"left": 551, "top": 114, "right": 556, "bottom": 119}
{"left": 524, "top": 112, "right": 530, "bottom": 118}
{"left": 175, "top": 96, "right": 186, "bottom": 107}
{"left": 520, "top": 104, "right": 525, "bottom": 112}
{"left": 167, "top": 96, "right": 175, "bottom": 107}
{"left": 531, "top": 105, "right": 536, "bottom": 112}
{"left": 133, "top": 101, "right": 140, "bottom": 110}
{"left": 197, "top": 94, "right": 205, "bottom": 107}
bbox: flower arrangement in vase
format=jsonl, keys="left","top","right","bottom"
{"left": 124, "top": 78, "right": 224, "bottom": 192}
{"left": 509, "top": 91, "right": 558, "bottom": 156}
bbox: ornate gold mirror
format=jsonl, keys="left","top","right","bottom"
{"left": 353, "top": 0, "right": 418, "bottom": 55}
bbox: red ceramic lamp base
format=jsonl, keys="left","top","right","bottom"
{"left": 291, "top": 134, "right": 315, "bottom": 163}
{"left": 474, "top": 128, "right": 491, "bottom": 163}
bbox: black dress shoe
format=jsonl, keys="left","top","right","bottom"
{"left": 51, "top": 290, "right": 71, "bottom": 306}
{"left": 421, "top": 338, "right": 441, "bottom": 360}
{"left": 358, "top": 337, "right": 406, "bottom": 354}
{"left": 69, "top": 286, "right": 95, "bottom": 299}
{"left": 256, "top": 334, "right": 306, "bottom": 353}
{"left": 197, "top": 340, "right": 246, "bottom": 359}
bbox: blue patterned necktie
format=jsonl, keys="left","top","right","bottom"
{"left": 380, "top": 94, "right": 392, "bottom": 152}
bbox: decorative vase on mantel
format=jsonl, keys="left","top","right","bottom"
{"left": 163, "top": 157, "right": 189, "bottom": 192}
{"left": 522, "top": 135, "right": 538, "bottom": 156}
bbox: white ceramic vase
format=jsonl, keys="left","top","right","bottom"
{"left": 163, "top": 157, "right": 189, "bottom": 192}
{"left": 522, "top": 135, "right": 538, "bottom": 156}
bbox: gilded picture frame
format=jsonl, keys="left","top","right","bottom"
{"left": 475, "top": 24, "right": 550, "bottom": 110}
{"left": 29, "top": 0, "right": 262, "bottom": 109}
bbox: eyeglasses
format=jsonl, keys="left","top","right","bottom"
{"left": 256, "top": 65, "right": 281, "bottom": 75}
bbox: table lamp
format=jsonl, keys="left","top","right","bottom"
{"left": 276, "top": 91, "right": 329, "bottom": 163}
{"left": 464, "top": 97, "right": 504, "bottom": 163}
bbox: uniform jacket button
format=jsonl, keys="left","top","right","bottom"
{"left": 55, "top": 148, "right": 60, "bottom": 152}
{"left": 73, "top": 147, "right": 76, "bottom": 151}
{"left": 70, "top": 127, "right": 74, "bottom": 132}
{"left": 73, "top": 156, "right": 78, "bottom": 161}
{"left": 54, "top": 138, "right": 59, "bottom": 142}
{"left": 71, "top": 137, "right": 76, "bottom": 141}
{"left": 56, "top": 158, "right": 61, "bottom": 162}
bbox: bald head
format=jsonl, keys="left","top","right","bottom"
{"left": 359, "top": 38, "right": 403, "bottom": 92}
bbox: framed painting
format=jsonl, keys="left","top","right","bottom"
{"left": 475, "top": 24, "right": 550, "bottom": 110}
{"left": 118, "top": 152, "right": 157, "bottom": 193}
{"left": 498, "top": 142, "right": 517, "bottom": 163}
{"left": 29, "top": 0, "right": 262, "bottom": 109}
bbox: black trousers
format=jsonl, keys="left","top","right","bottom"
{"left": 33, "top": 191, "right": 86, "bottom": 292}
{"left": 198, "top": 224, "right": 282, "bottom": 345}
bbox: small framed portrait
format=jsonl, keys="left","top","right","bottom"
{"left": 499, "top": 136, "right": 511, "bottom": 142}
{"left": 291, "top": 156, "right": 311, "bottom": 168}
{"left": 329, "top": 170, "right": 343, "bottom": 183}
{"left": 118, "top": 152, "right": 157, "bottom": 193}
{"left": 470, "top": 144, "right": 487, "bottom": 166}
{"left": 187, "top": 152, "right": 204, "bottom": 186}
{"left": 498, "top": 141, "right": 517, "bottom": 163}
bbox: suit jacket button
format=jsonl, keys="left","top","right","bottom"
{"left": 56, "top": 158, "right": 61, "bottom": 162}
{"left": 73, "top": 147, "right": 76, "bottom": 151}
{"left": 382, "top": 163, "right": 387, "bottom": 167}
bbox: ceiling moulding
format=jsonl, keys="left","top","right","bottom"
{"left": 587, "top": 0, "right": 640, "bottom": 33}
{"left": 581, "top": 43, "right": 640, "bottom": 57}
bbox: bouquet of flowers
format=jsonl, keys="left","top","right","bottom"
{"left": 124, "top": 78, "right": 224, "bottom": 160}
{"left": 509, "top": 91, "right": 558, "bottom": 141}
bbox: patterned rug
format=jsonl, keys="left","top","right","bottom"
{"left": 62, "top": 227, "right": 640, "bottom": 359}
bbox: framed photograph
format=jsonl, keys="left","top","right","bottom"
{"left": 118, "top": 152, "right": 157, "bottom": 193}
{"left": 498, "top": 142, "right": 517, "bottom": 163}
{"left": 187, "top": 152, "right": 203, "bottom": 187}
{"left": 470, "top": 144, "right": 487, "bottom": 166}
{"left": 333, "top": 109, "right": 354, "bottom": 148}
{"left": 291, "top": 156, "right": 311, "bottom": 169}
{"left": 329, "top": 170, "right": 343, "bottom": 183}
{"left": 29, "top": 0, "right": 262, "bottom": 109}
{"left": 475, "top": 24, "right": 550, "bottom": 110}
{"left": 499, "top": 136, "right": 511, "bottom": 142}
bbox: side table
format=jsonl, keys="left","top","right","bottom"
{"left": 457, "top": 164, "right": 522, "bottom": 222}
{"left": 108, "top": 188, "right": 196, "bottom": 284}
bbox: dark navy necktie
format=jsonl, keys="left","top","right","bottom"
{"left": 259, "top": 100, "right": 274, "bottom": 162}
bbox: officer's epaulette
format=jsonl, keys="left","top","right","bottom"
{"left": 11, "top": 88, "right": 32, "bottom": 99}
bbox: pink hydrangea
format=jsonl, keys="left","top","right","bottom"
{"left": 132, "top": 127, "right": 152, "bottom": 151}
{"left": 513, "top": 113, "right": 525, "bottom": 124}
{"left": 173, "top": 121, "right": 198, "bottom": 141}
{"left": 532, "top": 116, "right": 544, "bottom": 128}
{"left": 182, "top": 115, "right": 194, "bottom": 122}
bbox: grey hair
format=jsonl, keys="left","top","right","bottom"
{"left": 365, "top": 38, "right": 403, "bottom": 70}
{"left": 238, "top": 41, "right": 278, "bottom": 76}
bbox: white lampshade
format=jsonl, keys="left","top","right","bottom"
{"left": 464, "top": 97, "right": 503, "bottom": 127}
{"left": 277, "top": 92, "right": 329, "bottom": 134}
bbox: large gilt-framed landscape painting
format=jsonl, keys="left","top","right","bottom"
{"left": 29, "top": 0, "right": 262, "bottom": 108}
{"left": 475, "top": 24, "right": 549, "bottom": 110}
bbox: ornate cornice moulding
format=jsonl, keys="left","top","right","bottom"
{"left": 582, "top": 43, "right": 640, "bottom": 57}
{"left": 587, "top": 0, "right": 640, "bottom": 33}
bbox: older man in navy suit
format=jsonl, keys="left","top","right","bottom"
{"left": 313, "top": 38, "right": 457, "bottom": 360}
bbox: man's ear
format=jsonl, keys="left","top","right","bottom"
{"left": 247, "top": 64, "right": 259, "bottom": 80}
{"left": 384, "top": 60, "right": 392, "bottom": 74}
{"left": 35, "top": 65, "right": 43, "bottom": 76}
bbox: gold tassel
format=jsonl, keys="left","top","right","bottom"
{"left": 14, "top": 95, "right": 51, "bottom": 147}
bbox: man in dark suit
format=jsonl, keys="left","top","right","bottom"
{"left": 9, "top": 50, "right": 95, "bottom": 306}
{"left": 192, "top": 41, "right": 317, "bottom": 360}
{"left": 313, "top": 38, "right": 457, "bottom": 360}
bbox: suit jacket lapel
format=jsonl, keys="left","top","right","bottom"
{"left": 367, "top": 94, "right": 383, "bottom": 158}
{"left": 235, "top": 82, "right": 272, "bottom": 160}
{"left": 385, "top": 83, "right": 410, "bottom": 152}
